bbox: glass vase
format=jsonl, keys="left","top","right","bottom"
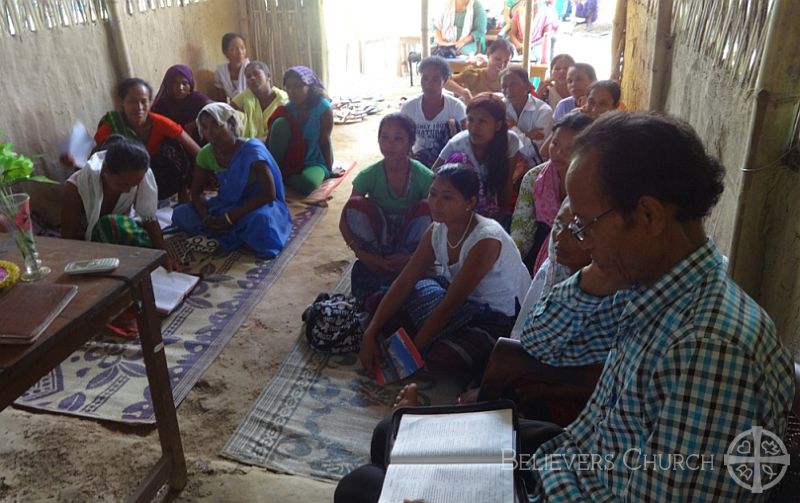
{"left": 2, "top": 193, "right": 51, "bottom": 282}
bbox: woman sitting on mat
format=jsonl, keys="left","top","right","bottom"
{"left": 432, "top": 92, "right": 524, "bottom": 229}
{"left": 231, "top": 60, "right": 288, "bottom": 142}
{"left": 433, "top": 0, "right": 487, "bottom": 58}
{"left": 510, "top": 111, "right": 593, "bottom": 274}
{"left": 61, "top": 134, "right": 178, "bottom": 270}
{"left": 267, "top": 66, "right": 334, "bottom": 195}
{"left": 340, "top": 113, "right": 434, "bottom": 300}
{"left": 151, "top": 64, "right": 211, "bottom": 144}
{"left": 212, "top": 32, "right": 250, "bottom": 102}
{"left": 358, "top": 164, "right": 530, "bottom": 376}
{"left": 172, "top": 103, "right": 291, "bottom": 258}
{"left": 399, "top": 55, "right": 467, "bottom": 168}
{"left": 88, "top": 78, "right": 201, "bottom": 202}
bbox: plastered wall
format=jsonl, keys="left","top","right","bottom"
{"left": 652, "top": 1, "right": 800, "bottom": 354}
{"left": 663, "top": 47, "right": 755, "bottom": 258}
{"left": 121, "top": 3, "right": 243, "bottom": 101}
{"left": 0, "top": 24, "right": 117, "bottom": 184}
{"left": 0, "top": 2, "right": 242, "bottom": 221}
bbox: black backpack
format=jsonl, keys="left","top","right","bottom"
{"left": 302, "top": 293, "right": 364, "bottom": 354}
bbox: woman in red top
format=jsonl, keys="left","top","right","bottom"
{"left": 94, "top": 78, "right": 201, "bottom": 201}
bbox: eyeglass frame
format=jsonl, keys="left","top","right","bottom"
{"left": 552, "top": 218, "right": 567, "bottom": 234}
{"left": 569, "top": 207, "right": 616, "bottom": 242}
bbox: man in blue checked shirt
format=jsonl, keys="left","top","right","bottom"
{"left": 523, "top": 112, "right": 795, "bottom": 501}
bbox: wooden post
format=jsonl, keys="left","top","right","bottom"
{"left": 610, "top": 0, "right": 628, "bottom": 81}
{"left": 521, "top": 0, "right": 533, "bottom": 70}
{"left": 105, "top": 0, "right": 134, "bottom": 80}
{"left": 728, "top": 0, "right": 800, "bottom": 303}
{"left": 421, "top": 0, "right": 429, "bottom": 58}
{"left": 648, "top": 0, "right": 674, "bottom": 111}
{"left": 314, "top": 0, "right": 329, "bottom": 86}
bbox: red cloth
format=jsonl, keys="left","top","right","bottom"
{"left": 268, "top": 105, "right": 307, "bottom": 177}
{"left": 94, "top": 112, "right": 183, "bottom": 156}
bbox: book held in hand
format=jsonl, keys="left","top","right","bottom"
{"left": 151, "top": 267, "right": 200, "bottom": 315}
{"left": 379, "top": 406, "right": 517, "bottom": 503}
{"left": 373, "top": 327, "right": 425, "bottom": 385}
{"left": 0, "top": 283, "right": 78, "bottom": 344}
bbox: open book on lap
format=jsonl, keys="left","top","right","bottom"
{"left": 151, "top": 266, "right": 199, "bottom": 315}
{"left": 379, "top": 405, "right": 517, "bottom": 503}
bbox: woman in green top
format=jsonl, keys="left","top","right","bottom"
{"left": 231, "top": 61, "right": 288, "bottom": 142}
{"left": 339, "top": 114, "right": 434, "bottom": 300}
{"left": 433, "top": 0, "right": 487, "bottom": 56}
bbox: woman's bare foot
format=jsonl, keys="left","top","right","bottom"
{"left": 393, "top": 383, "right": 418, "bottom": 409}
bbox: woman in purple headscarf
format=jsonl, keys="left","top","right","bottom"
{"left": 152, "top": 65, "right": 211, "bottom": 143}
{"left": 267, "top": 66, "right": 334, "bottom": 195}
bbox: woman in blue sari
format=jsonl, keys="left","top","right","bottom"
{"left": 172, "top": 103, "right": 291, "bottom": 258}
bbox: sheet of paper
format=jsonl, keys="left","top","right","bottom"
{"left": 378, "top": 463, "right": 514, "bottom": 503}
{"left": 58, "top": 122, "right": 95, "bottom": 168}
{"left": 156, "top": 206, "right": 174, "bottom": 230}
{"left": 390, "top": 409, "right": 514, "bottom": 464}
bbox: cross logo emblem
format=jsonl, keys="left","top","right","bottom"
{"left": 724, "top": 426, "right": 790, "bottom": 493}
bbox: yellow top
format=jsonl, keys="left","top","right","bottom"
{"left": 232, "top": 86, "right": 289, "bottom": 139}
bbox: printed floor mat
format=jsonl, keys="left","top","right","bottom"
{"left": 14, "top": 205, "right": 326, "bottom": 424}
{"left": 220, "top": 269, "right": 462, "bottom": 481}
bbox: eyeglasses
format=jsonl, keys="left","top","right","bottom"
{"left": 569, "top": 208, "right": 615, "bottom": 242}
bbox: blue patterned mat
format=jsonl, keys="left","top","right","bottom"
{"left": 14, "top": 205, "right": 326, "bottom": 424}
{"left": 220, "top": 271, "right": 462, "bottom": 481}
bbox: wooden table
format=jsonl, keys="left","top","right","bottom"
{"left": 0, "top": 237, "right": 186, "bottom": 501}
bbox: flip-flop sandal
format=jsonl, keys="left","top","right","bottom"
{"left": 330, "top": 166, "right": 347, "bottom": 178}
{"left": 334, "top": 109, "right": 353, "bottom": 124}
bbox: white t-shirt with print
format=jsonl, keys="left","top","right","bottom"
{"left": 401, "top": 94, "right": 467, "bottom": 156}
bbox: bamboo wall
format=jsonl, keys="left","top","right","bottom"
{"left": 246, "top": 0, "right": 326, "bottom": 88}
{"left": 618, "top": 0, "right": 800, "bottom": 353}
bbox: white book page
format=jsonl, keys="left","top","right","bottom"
{"left": 156, "top": 206, "right": 174, "bottom": 230}
{"left": 58, "top": 121, "right": 95, "bottom": 168}
{"left": 378, "top": 463, "right": 514, "bottom": 503}
{"left": 151, "top": 267, "right": 199, "bottom": 314}
{"left": 390, "top": 409, "right": 514, "bottom": 464}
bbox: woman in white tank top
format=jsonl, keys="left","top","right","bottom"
{"left": 359, "top": 164, "right": 530, "bottom": 376}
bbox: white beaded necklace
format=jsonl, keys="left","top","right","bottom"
{"left": 447, "top": 212, "right": 474, "bottom": 249}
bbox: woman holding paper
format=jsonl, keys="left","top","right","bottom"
{"left": 358, "top": 164, "right": 530, "bottom": 376}
{"left": 61, "top": 135, "right": 178, "bottom": 271}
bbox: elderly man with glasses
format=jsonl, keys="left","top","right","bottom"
{"left": 519, "top": 112, "right": 795, "bottom": 501}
